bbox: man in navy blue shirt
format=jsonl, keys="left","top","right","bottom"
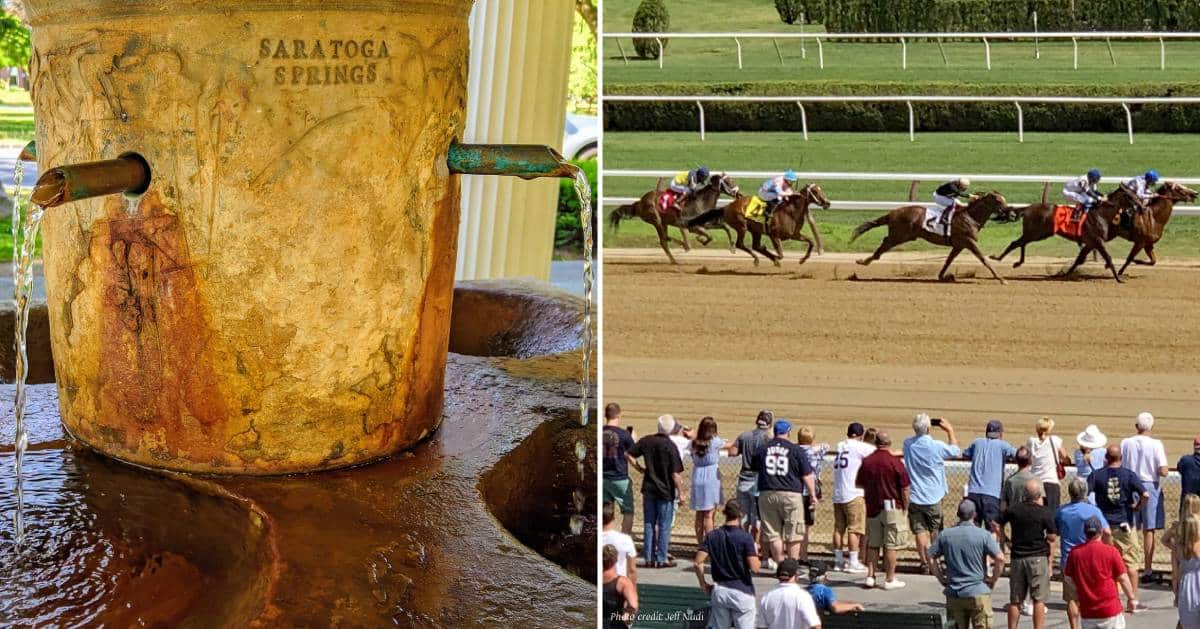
{"left": 1178, "top": 434, "right": 1200, "bottom": 515}
{"left": 602, "top": 403, "right": 636, "bottom": 534}
{"left": 695, "top": 500, "right": 761, "bottom": 629}
{"left": 1088, "top": 444, "right": 1149, "bottom": 612}
{"left": 753, "top": 419, "right": 818, "bottom": 564}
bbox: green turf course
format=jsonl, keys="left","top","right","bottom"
{"left": 603, "top": 0, "right": 1200, "bottom": 87}
{"left": 602, "top": 131, "right": 1200, "bottom": 258}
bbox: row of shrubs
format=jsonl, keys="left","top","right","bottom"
{"left": 555, "top": 159, "right": 597, "bottom": 256}
{"left": 605, "top": 81, "right": 1200, "bottom": 133}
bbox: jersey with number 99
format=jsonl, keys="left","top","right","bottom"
{"left": 754, "top": 438, "right": 812, "bottom": 493}
{"left": 832, "top": 439, "right": 876, "bottom": 504}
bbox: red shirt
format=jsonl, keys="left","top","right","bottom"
{"left": 1064, "top": 539, "right": 1126, "bottom": 619}
{"left": 856, "top": 449, "right": 910, "bottom": 518}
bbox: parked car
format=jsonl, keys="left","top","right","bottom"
{"left": 562, "top": 114, "right": 597, "bottom": 161}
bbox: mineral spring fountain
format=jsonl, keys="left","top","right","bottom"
{"left": 1, "top": 1, "right": 595, "bottom": 625}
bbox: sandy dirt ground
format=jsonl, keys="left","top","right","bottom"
{"left": 604, "top": 249, "right": 1200, "bottom": 459}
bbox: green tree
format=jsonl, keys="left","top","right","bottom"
{"left": 0, "top": 11, "right": 30, "bottom": 69}
{"left": 632, "top": 0, "right": 669, "bottom": 60}
{"left": 568, "top": 9, "right": 596, "bottom": 115}
{"left": 775, "top": 0, "right": 805, "bottom": 24}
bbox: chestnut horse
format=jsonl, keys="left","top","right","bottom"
{"left": 991, "top": 183, "right": 1144, "bottom": 279}
{"left": 851, "top": 192, "right": 1016, "bottom": 283}
{"left": 607, "top": 173, "right": 739, "bottom": 264}
{"left": 687, "top": 184, "right": 831, "bottom": 266}
{"left": 1114, "top": 182, "right": 1198, "bottom": 276}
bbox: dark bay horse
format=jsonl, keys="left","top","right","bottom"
{"left": 851, "top": 192, "right": 1016, "bottom": 283}
{"left": 1114, "top": 181, "right": 1198, "bottom": 276}
{"left": 687, "top": 184, "right": 831, "bottom": 266}
{"left": 992, "top": 183, "right": 1143, "bottom": 272}
{"left": 608, "top": 174, "right": 739, "bottom": 264}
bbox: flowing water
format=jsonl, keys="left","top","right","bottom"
{"left": 8, "top": 160, "right": 43, "bottom": 550}
{"left": 566, "top": 168, "right": 593, "bottom": 538}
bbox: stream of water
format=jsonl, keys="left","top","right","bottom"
{"left": 9, "top": 159, "right": 44, "bottom": 550}
{"left": 567, "top": 168, "right": 593, "bottom": 537}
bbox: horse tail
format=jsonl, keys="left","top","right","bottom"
{"left": 850, "top": 214, "right": 889, "bottom": 242}
{"left": 687, "top": 208, "right": 724, "bottom": 228}
{"left": 609, "top": 205, "right": 632, "bottom": 231}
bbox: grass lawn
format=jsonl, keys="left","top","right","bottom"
{"left": 602, "top": 0, "right": 1200, "bottom": 87}
{"left": 0, "top": 88, "right": 32, "bottom": 107}
{"left": 602, "top": 131, "right": 1200, "bottom": 257}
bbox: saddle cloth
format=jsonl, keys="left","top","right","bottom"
{"left": 1052, "top": 204, "right": 1087, "bottom": 238}
{"left": 922, "top": 207, "right": 952, "bottom": 237}
{"left": 744, "top": 195, "right": 767, "bottom": 220}
{"left": 657, "top": 190, "right": 679, "bottom": 214}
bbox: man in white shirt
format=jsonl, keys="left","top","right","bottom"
{"left": 757, "top": 558, "right": 822, "bottom": 629}
{"left": 1120, "top": 411, "right": 1168, "bottom": 582}
{"left": 831, "top": 422, "right": 874, "bottom": 573}
{"left": 600, "top": 502, "right": 638, "bottom": 581}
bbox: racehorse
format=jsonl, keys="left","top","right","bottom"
{"left": 991, "top": 184, "right": 1143, "bottom": 283}
{"left": 1113, "top": 181, "right": 1198, "bottom": 276}
{"left": 851, "top": 191, "right": 1016, "bottom": 284}
{"left": 607, "top": 173, "right": 739, "bottom": 264}
{"left": 687, "top": 183, "right": 831, "bottom": 266}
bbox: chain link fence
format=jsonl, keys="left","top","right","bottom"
{"left": 626, "top": 454, "right": 1182, "bottom": 570}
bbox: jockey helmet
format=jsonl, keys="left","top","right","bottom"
{"left": 784, "top": 170, "right": 798, "bottom": 182}
{"left": 696, "top": 166, "right": 710, "bottom": 180}
{"left": 1145, "top": 169, "right": 1159, "bottom": 182}
{"left": 957, "top": 177, "right": 970, "bottom": 188}
{"left": 1087, "top": 168, "right": 1101, "bottom": 181}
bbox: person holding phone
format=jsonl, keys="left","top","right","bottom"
{"left": 903, "top": 412, "right": 961, "bottom": 574}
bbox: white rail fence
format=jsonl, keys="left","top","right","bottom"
{"left": 602, "top": 31, "right": 1200, "bottom": 71}
{"left": 602, "top": 94, "right": 1200, "bottom": 144}
{"left": 602, "top": 169, "right": 1200, "bottom": 216}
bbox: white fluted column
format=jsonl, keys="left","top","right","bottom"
{"left": 457, "top": 0, "right": 575, "bottom": 281}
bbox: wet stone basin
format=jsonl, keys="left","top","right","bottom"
{"left": 1, "top": 280, "right": 595, "bottom": 627}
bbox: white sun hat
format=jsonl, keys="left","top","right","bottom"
{"left": 1077, "top": 424, "right": 1108, "bottom": 450}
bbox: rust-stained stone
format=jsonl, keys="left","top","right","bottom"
{"left": 24, "top": 0, "right": 476, "bottom": 474}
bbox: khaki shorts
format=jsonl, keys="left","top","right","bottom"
{"left": 908, "top": 502, "right": 943, "bottom": 535}
{"left": 1062, "top": 576, "right": 1077, "bottom": 603}
{"left": 1112, "top": 526, "right": 1143, "bottom": 574}
{"left": 1010, "top": 556, "right": 1050, "bottom": 603}
{"left": 867, "top": 509, "right": 909, "bottom": 550}
{"left": 835, "top": 498, "right": 866, "bottom": 536}
{"left": 759, "top": 491, "right": 806, "bottom": 543}
{"left": 947, "top": 594, "right": 992, "bottom": 629}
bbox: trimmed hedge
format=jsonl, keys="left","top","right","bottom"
{"left": 820, "top": 0, "right": 1200, "bottom": 33}
{"left": 775, "top": 0, "right": 823, "bottom": 25}
{"left": 556, "top": 159, "right": 597, "bottom": 255}
{"left": 632, "top": 0, "right": 670, "bottom": 59}
{"left": 604, "top": 81, "right": 1200, "bottom": 133}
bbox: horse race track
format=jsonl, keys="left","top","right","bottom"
{"left": 603, "top": 249, "right": 1200, "bottom": 458}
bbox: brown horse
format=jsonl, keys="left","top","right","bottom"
{"left": 851, "top": 192, "right": 1016, "bottom": 283}
{"left": 1114, "top": 182, "right": 1198, "bottom": 276}
{"left": 991, "top": 184, "right": 1144, "bottom": 282}
{"left": 688, "top": 184, "right": 831, "bottom": 266}
{"left": 608, "top": 174, "right": 739, "bottom": 264}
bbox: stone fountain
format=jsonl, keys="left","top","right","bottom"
{"left": 2, "top": 0, "right": 595, "bottom": 625}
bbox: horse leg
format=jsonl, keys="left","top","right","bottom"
{"left": 1118, "top": 242, "right": 1143, "bottom": 277}
{"left": 1093, "top": 243, "right": 1123, "bottom": 283}
{"left": 1060, "top": 245, "right": 1092, "bottom": 278}
{"left": 993, "top": 237, "right": 1025, "bottom": 266}
{"left": 735, "top": 227, "right": 759, "bottom": 266}
{"left": 753, "top": 230, "right": 781, "bottom": 267}
{"left": 721, "top": 224, "right": 736, "bottom": 254}
{"left": 938, "top": 247, "right": 964, "bottom": 281}
{"left": 793, "top": 234, "right": 814, "bottom": 265}
{"left": 772, "top": 234, "right": 784, "bottom": 260}
{"left": 677, "top": 225, "right": 692, "bottom": 252}
{"left": 858, "top": 237, "right": 898, "bottom": 266}
{"left": 965, "top": 240, "right": 1007, "bottom": 285}
{"left": 1134, "top": 243, "right": 1157, "bottom": 265}
{"left": 655, "top": 223, "right": 678, "bottom": 265}
{"left": 691, "top": 227, "right": 713, "bottom": 246}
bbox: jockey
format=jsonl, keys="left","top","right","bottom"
{"left": 932, "top": 177, "right": 971, "bottom": 226}
{"left": 669, "top": 166, "right": 710, "bottom": 211}
{"left": 758, "top": 170, "right": 799, "bottom": 225}
{"left": 1124, "top": 169, "right": 1159, "bottom": 206}
{"left": 1063, "top": 168, "right": 1103, "bottom": 217}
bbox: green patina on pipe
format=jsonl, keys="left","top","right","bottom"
{"left": 447, "top": 143, "right": 577, "bottom": 180}
{"left": 19, "top": 140, "right": 36, "bottom": 162}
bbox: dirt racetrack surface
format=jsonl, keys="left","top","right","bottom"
{"left": 604, "top": 249, "right": 1200, "bottom": 459}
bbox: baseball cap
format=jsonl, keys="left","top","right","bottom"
{"left": 756, "top": 410, "right": 774, "bottom": 427}
{"left": 985, "top": 420, "right": 1003, "bottom": 438}
{"left": 774, "top": 419, "right": 792, "bottom": 435}
{"left": 808, "top": 560, "right": 829, "bottom": 581}
{"left": 776, "top": 558, "right": 802, "bottom": 579}
{"left": 1084, "top": 516, "right": 1104, "bottom": 537}
{"left": 847, "top": 422, "right": 865, "bottom": 437}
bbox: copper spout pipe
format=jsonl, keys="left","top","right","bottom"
{"left": 18, "top": 140, "right": 36, "bottom": 162}
{"left": 446, "top": 143, "right": 577, "bottom": 180}
{"left": 30, "top": 155, "right": 152, "bottom": 208}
